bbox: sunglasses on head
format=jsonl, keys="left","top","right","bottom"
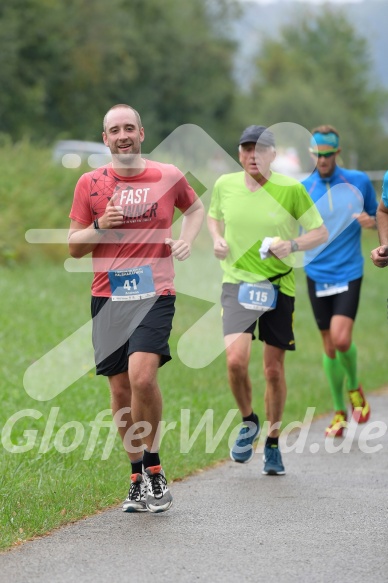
{"left": 309, "top": 149, "right": 337, "bottom": 159}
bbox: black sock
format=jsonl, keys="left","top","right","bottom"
{"left": 131, "top": 458, "right": 143, "bottom": 476}
{"left": 243, "top": 412, "right": 259, "bottom": 427}
{"left": 143, "top": 450, "right": 161, "bottom": 470}
{"left": 266, "top": 436, "right": 279, "bottom": 448}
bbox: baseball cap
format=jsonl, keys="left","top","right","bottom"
{"left": 239, "top": 125, "right": 275, "bottom": 147}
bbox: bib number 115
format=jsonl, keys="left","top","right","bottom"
{"left": 249, "top": 289, "right": 268, "bottom": 302}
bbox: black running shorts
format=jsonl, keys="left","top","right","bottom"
{"left": 221, "top": 283, "right": 295, "bottom": 351}
{"left": 91, "top": 294, "right": 176, "bottom": 376}
{"left": 306, "top": 276, "right": 362, "bottom": 330}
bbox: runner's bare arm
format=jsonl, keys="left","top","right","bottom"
{"left": 371, "top": 201, "right": 388, "bottom": 267}
{"left": 207, "top": 215, "right": 229, "bottom": 259}
{"left": 270, "top": 224, "right": 328, "bottom": 259}
{"left": 165, "top": 198, "right": 205, "bottom": 261}
{"left": 68, "top": 195, "right": 124, "bottom": 258}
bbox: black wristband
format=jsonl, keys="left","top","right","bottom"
{"left": 93, "top": 218, "right": 103, "bottom": 233}
{"left": 290, "top": 239, "right": 299, "bottom": 252}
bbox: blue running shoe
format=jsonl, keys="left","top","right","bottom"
{"left": 230, "top": 418, "right": 260, "bottom": 463}
{"left": 262, "top": 444, "right": 285, "bottom": 475}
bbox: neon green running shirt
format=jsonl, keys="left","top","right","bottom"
{"left": 208, "top": 171, "right": 323, "bottom": 296}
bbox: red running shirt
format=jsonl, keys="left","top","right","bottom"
{"left": 69, "top": 160, "right": 198, "bottom": 296}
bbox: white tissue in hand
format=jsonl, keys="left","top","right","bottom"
{"left": 259, "top": 237, "right": 280, "bottom": 259}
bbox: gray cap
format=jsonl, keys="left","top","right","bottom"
{"left": 239, "top": 125, "right": 275, "bottom": 147}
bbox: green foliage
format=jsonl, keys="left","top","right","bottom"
{"left": 0, "top": 1, "right": 387, "bottom": 161}
{"left": 0, "top": 139, "right": 82, "bottom": 265}
{"left": 244, "top": 7, "right": 388, "bottom": 170}
{"left": 0, "top": 0, "right": 239, "bottom": 149}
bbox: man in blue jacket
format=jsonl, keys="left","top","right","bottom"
{"left": 303, "top": 125, "right": 378, "bottom": 437}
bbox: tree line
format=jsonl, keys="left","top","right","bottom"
{"left": 0, "top": 0, "right": 387, "bottom": 169}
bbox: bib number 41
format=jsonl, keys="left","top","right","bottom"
{"left": 108, "top": 265, "right": 156, "bottom": 301}
{"left": 123, "top": 278, "right": 138, "bottom": 291}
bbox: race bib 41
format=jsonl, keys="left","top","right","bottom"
{"left": 108, "top": 265, "right": 156, "bottom": 301}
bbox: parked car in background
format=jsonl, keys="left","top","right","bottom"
{"left": 53, "top": 140, "right": 111, "bottom": 168}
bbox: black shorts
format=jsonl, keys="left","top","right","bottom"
{"left": 221, "top": 283, "right": 295, "bottom": 351}
{"left": 306, "top": 276, "right": 362, "bottom": 330}
{"left": 91, "top": 294, "right": 176, "bottom": 376}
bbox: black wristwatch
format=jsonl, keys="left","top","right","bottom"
{"left": 290, "top": 239, "right": 299, "bottom": 252}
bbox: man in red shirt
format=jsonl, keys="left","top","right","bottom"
{"left": 68, "top": 104, "right": 204, "bottom": 513}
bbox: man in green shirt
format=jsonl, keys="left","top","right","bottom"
{"left": 207, "top": 125, "right": 327, "bottom": 475}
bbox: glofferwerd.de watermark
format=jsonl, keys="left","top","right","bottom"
{"left": 1, "top": 406, "right": 386, "bottom": 460}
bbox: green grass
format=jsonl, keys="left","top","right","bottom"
{"left": 0, "top": 229, "right": 387, "bottom": 550}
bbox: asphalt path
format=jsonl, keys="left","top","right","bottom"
{"left": 1, "top": 389, "right": 388, "bottom": 583}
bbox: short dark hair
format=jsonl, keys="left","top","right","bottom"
{"left": 103, "top": 104, "right": 142, "bottom": 132}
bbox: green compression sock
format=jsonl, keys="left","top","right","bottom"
{"left": 337, "top": 342, "right": 359, "bottom": 391}
{"left": 322, "top": 353, "right": 346, "bottom": 411}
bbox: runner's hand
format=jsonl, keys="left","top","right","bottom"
{"left": 214, "top": 237, "right": 229, "bottom": 259}
{"left": 269, "top": 238, "right": 291, "bottom": 259}
{"left": 370, "top": 245, "right": 388, "bottom": 268}
{"left": 353, "top": 212, "right": 376, "bottom": 229}
{"left": 165, "top": 238, "right": 191, "bottom": 261}
{"left": 99, "top": 193, "right": 124, "bottom": 229}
